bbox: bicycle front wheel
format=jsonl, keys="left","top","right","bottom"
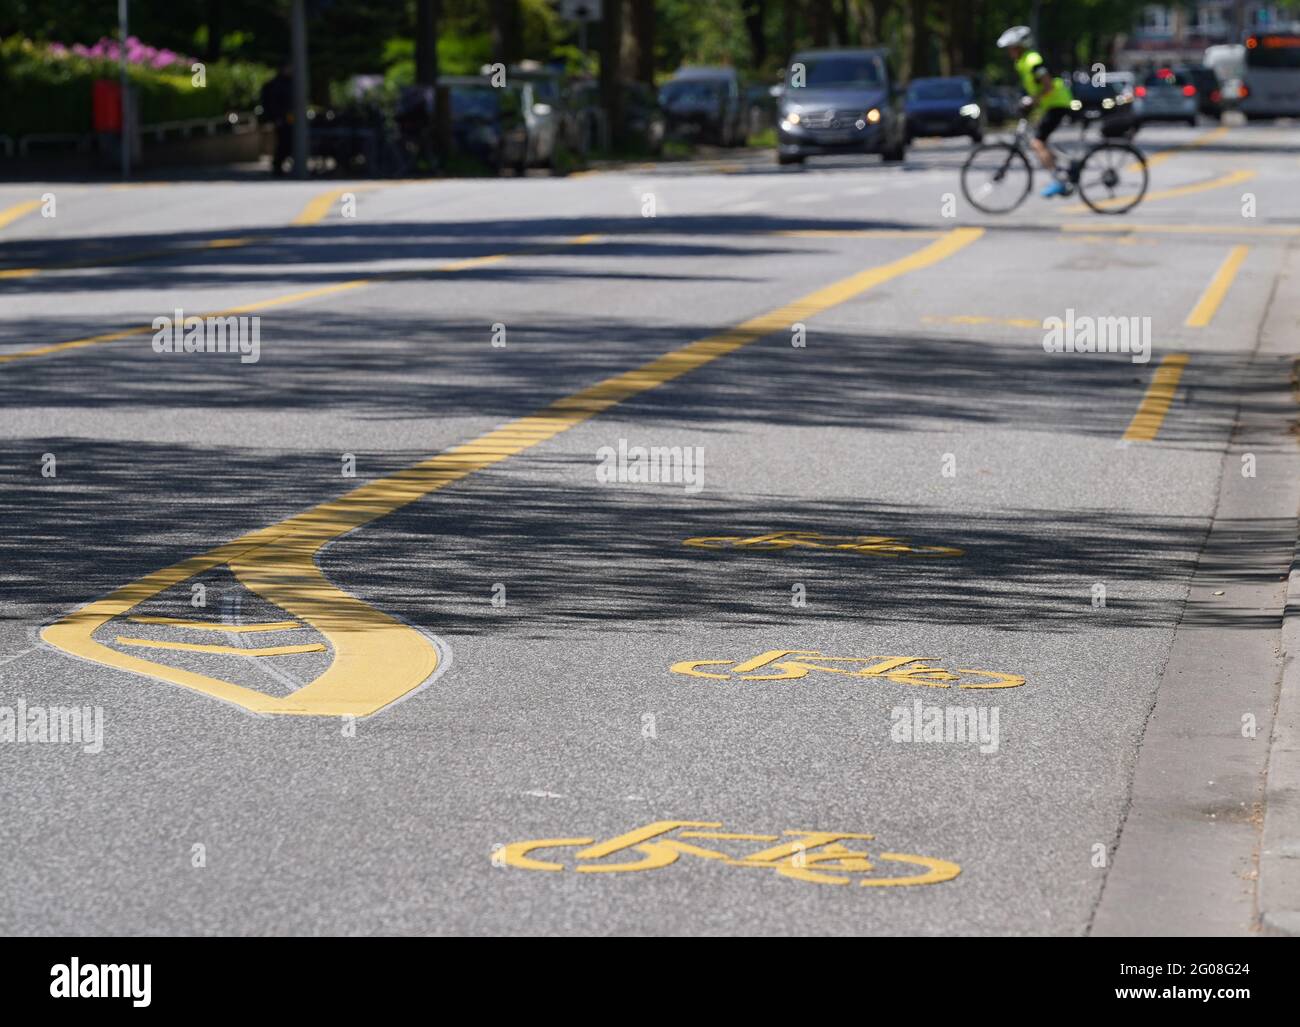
{"left": 960, "top": 143, "right": 1033, "bottom": 215}
{"left": 1076, "top": 142, "right": 1148, "bottom": 215}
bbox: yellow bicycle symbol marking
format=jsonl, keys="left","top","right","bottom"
{"left": 670, "top": 650, "right": 1025, "bottom": 689}
{"left": 683, "top": 531, "right": 963, "bottom": 557}
{"left": 499, "top": 820, "right": 961, "bottom": 887}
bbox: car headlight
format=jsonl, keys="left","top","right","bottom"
{"left": 1102, "top": 98, "right": 1115, "bottom": 109}
{"left": 1070, "top": 99, "right": 1082, "bottom": 110}
{"left": 784, "top": 111, "right": 800, "bottom": 125}
{"left": 865, "top": 108, "right": 881, "bottom": 123}
{"left": 959, "top": 103, "right": 981, "bottom": 118}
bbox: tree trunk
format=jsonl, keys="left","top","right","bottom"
{"left": 415, "top": 0, "right": 440, "bottom": 86}
{"left": 781, "top": 0, "right": 797, "bottom": 64}
{"left": 868, "top": 0, "right": 893, "bottom": 47}
{"left": 601, "top": 0, "right": 626, "bottom": 148}
{"left": 809, "top": 0, "right": 832, "bottom": 47}
{"left": 490, "top": 0, "right": 523, "bottom": 66}
{"left": 205, "top": 0, "right": 224, "bottom": 61}
{"left": 630, "top": 0, "right": 655, "bottom": 85}
{"left": 744, "top": 0, "right": 768, "bottom": 71}
{"left": 910, "top": 0, "right": 929, "bottom": 79}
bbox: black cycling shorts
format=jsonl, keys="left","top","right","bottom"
{"left": 1035, "top": 106, "right": 1068, "bottom": 142}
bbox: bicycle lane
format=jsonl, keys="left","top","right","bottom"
{"left": 407, "top": 211, "right": 1282, "bottom": 933}
{"left": 1, "top": 218, "right": 981, "bottom": 931}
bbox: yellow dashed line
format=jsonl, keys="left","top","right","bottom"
{"left": 1063, "top": 168, "right": 1255, "bottom": 213}
{"left": 1185, "top": 245, "right": 1248, "bottom": 327}
{"left": 923, "top": 314, "right": 1041, "bottom": 329}
{"left": 0, "top": 198, "right": 42, "bottom": 230}
{"left": 1123, "top": 354, "right": 1190, "bottom": 442}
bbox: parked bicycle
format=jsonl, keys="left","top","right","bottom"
{"left": 960, "top": 116, "right": 1148, "bottom": 215}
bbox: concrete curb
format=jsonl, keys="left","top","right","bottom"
{"left": 1260, "top": 538, "right": 1300, "bottom": 935}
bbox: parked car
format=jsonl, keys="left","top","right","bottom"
{"left": 1179, "top": 64, "right": 1224, "bottom": 118}
{"left": 904, "top": 76, "right": 984, "bottom": 141}
{"left": 660, "top": 67, "right": 747, "bottom": 146}
{"left": 775, "top": 47, "right": 907, "bottom": 165}
{"left": 504, "top": 63, "right": 578, "bottom": 173}
{"left": 440, "top": 76, "right": 528, "bottom": 175}
{"left": 1134, "top": 67, "right": 1199, "bottom": 125}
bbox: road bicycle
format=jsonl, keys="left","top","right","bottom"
{"left": 960, "top": 116, "right": 1149, "bottom": 216}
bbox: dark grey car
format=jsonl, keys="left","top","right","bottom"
{"left": 776, "top": 48, "right": 907, "bottom": 165}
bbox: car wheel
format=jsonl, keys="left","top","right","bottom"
{"left": 970, "top": 131, "right": 983, "bottom": 143}
{"left": 882, "top": 134, "right": 906, "bottom": 162}
{"left": 777, "top": 152, "right": 803, "bottom": 166}
{"left": 1187, "top": 116, "right": 1197, "bottom": 126}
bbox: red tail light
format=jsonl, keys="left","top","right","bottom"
{"left": 1182, "top": 84, "right": 1196, "bottom": 96}
{"left": 1135, "top": 85, "right": 1147, "bottom": 97}
{"left": 1240, "top": 84, "right": 1250, "bottom": 97}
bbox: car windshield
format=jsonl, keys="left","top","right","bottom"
{"left": 908, "top": 80, "right": 969, "bottom": 101}
{"left": 661, "top": 81, "right": 723, "bottom": 104}
{"left": 797, "top": 55, "right": 883, "bottom": 88}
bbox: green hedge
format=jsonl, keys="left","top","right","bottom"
{"left": 0, "top": 36, "right": 270, "bottom": 136}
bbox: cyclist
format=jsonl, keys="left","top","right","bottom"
{"left": 997, "top": 25, "right": 1074, "bottom": 197}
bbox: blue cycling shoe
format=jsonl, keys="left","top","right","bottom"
{"left": 1040, "top": 179, "right": 1069, "bottom": 198}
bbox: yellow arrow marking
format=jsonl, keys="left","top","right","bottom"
{"left": 40, "top": 228, "right": 984, "bottom": 717}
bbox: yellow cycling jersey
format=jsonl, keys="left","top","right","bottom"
{"left": 1015, "top": 50, "right": 1072, "bottom": 110}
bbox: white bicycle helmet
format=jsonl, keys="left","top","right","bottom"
{"left": 997, "top": 25, "right": 1033, "bottom": 49}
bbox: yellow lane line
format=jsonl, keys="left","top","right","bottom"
{"left": 0, "top": 198, "right": 42, "bottom": 231}
{"left": 1184, "top": 245, "right": 1249, "bottom": 327}
{"left": 778, "top": 230, "right": 946, "bottom": 239}
{"left": 116, "top": 637, "right": 326, "bottom": 657}
{"left": 1063, "top": 168, "right": 1256, "bottom": 213}
{"left": 40, "top": 227, "right": 985, "bottom": 717}
{"left": 923, "top": 314, "right": 1040, "bottom": 329}
{"left": 1123, "top": 354, "right": 1190, "bottom": 442}
{"left": 1060, "top": 223, "right": 1300, "bottom": 237}
{"left": 0, "top": 236, "right": 255, "bottom": 281}
{"left": 1141, "top": 124, "right": 1229, "bottom": 170}
{"left": 0, "top": 235, "right": 598, "bottom": 367}
{"left": 3, "top": 180, "right": 376, "bottom": 279}
{"left": 291, "top": 186, "right": 372, "bottom": 226}
{"left": 0, "top": 279, "right": 373, "bottom": 365}
{"left": 126, "top": 616, "right": 302, "bottom": 632}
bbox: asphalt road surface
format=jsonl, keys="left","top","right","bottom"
{"left": 2, "top": 123, "right": 1298, "bottom": 936}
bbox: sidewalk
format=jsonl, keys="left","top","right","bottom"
{"left": 1258, "top": 245, "right": 1300, "bottom": 935}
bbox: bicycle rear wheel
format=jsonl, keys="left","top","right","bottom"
{"left": 1076, "top": 142, "right": 1148, "bottom": 215}
{"left": 960, "top": 143, "right": 1033, "bottom": 214}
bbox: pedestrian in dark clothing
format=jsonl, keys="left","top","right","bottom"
{"left": 261, "top": 65, "right": 294, "bottom": 176}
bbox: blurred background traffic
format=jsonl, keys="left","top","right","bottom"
{"left": 1, "top": 0, "right": 1297, "bottom": 178}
